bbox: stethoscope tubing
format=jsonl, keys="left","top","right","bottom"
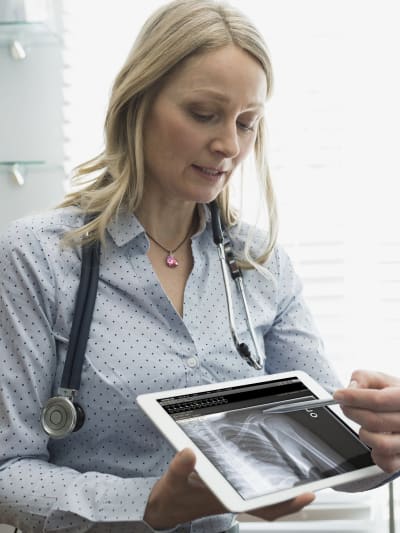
{"left": 234, "top": 275, "right": 264, "bottom": 369}
{"left": 210, "top": 200, "right": 265, "bottom": 370}
{"left": 60, "top": 239, "right": 100, "bottom": 392}
{"left": 216, "top": 242, "right": 244, "bottom": 353}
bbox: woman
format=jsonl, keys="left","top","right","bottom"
{"left": 0, "top": 1, "right": 398, "bottom": 532}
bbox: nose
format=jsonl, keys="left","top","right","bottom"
{"left": 210, "top": 123, "right": 240, "bottom": 159}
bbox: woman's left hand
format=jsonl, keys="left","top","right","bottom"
{"left": 334, "top": 370, "right": 400, "bottom": 473}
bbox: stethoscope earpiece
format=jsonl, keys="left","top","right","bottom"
{"left": 41, "top": 395, "right": 85, "bottom": 439}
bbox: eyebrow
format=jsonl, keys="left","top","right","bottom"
{"left": 189, "top": 89, "right": 265, "bottom": 111}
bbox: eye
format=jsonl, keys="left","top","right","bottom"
{"left": 237, "top": 121, "right": 256, "bottom": 132}
{"left": 191, "top": 111, "right": 215, "bottom": 123}
{"left": 237, "top": 115, "right": 259, "bottom": 132}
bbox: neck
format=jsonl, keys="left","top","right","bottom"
{"left": 135, "top": 198, "right": 198, "bottom": 248}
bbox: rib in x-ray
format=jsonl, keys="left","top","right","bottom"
{"left": 179, "top": 406, "right": 349, "bottom": 499}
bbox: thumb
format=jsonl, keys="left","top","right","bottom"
{"left": 167, "top": 448, "right": 196, "bottom": 484}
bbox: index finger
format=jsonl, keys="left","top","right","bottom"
{"left": 348, "top": 370, "right": 400, "bottom": 389}
{"left": 334, "top": 386, "right": 400, "bottom": 412}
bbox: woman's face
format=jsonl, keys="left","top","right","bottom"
{"left": 142, "top": 44, "right": 267, "bottom": 206}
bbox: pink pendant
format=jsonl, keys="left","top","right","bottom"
{"left": 166, "top": 254, "right": 179, "bottom": 268}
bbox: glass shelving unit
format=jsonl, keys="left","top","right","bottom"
{"left": 0, "top": 3, "right": 65, "bottom": 230}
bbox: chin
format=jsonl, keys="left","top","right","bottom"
{"left": 192, "top": 193, "right": 221, "bottom": 206}
{"left": 188, "top": 185, "right": 227, "bottom": 205}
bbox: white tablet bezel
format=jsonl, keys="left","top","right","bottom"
{"left": 136, "top": 370, "right": 383, "bottom": 512}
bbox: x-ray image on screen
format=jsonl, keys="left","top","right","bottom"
{"left": 178, "top": 406, "right": 369, "bottom": 500}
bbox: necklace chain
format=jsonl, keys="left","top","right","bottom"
{"left": 146, "top": 226, "right": 193, "bottom": 268}
{"left": 146, "top": 228, "right": 191, "bottom": 254}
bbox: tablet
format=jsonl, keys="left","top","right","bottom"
{"left": 136, "top": 371, "right": 383, "bottom": 512}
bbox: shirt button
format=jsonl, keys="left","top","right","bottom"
{"left": 186, "top": 356, "right": 198, "bottom": 368}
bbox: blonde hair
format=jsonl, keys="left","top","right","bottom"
{"left": 60, "top": 0, "right": 277, "bottom": 267}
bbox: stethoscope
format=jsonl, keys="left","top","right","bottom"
{"left": 40, "top": 201, "right": 265, "bottom": 439}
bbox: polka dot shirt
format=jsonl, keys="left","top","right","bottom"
{"left": 0, "top": 206, "right": 342, "bottom": 532}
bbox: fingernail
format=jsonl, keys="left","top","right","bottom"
{"left": 348, "top": 380, "right": 359, "bottom": 388}
{"left": 188, "top": 472, "right": 206, "bottom": 488}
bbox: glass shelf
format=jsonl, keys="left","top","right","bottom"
{"left": 0, "top": 161, "right": 63, "bottom": 187}
{"left": 0, "top": 160, "right": 46, "bottom": 166}
{"left": 0, "top": 21, "right": 60, "bottom": 46}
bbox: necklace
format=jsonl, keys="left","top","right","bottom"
{"left": 146, "top": 227, "right": 193, "bottom": 268}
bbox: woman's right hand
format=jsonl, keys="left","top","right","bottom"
{"left": 143, "top": 448, "right": 315, "bottom": 529}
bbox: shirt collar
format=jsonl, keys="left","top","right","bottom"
{"left": 106, "top": 203, "right": 210, "bottom": 247}
{"left": 107, "top": 211, "right": 145, "bottom": 247}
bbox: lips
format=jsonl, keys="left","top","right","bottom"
{"left": 192, "top": 164, "right": 228, "bottom": 177}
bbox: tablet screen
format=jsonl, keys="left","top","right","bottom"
{"left": 158, "top": 376, "right": 374, "bottom": 500}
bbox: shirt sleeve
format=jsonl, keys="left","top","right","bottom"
{"left": 264, "top": 245, "right": 343, "bottom": 393}
{"left": 0, "top": 220, "right": 160, "bottom": 532}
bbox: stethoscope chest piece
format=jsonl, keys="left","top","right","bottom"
{"left": 41, "top": 395, "right": 85, "bottom": 439}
